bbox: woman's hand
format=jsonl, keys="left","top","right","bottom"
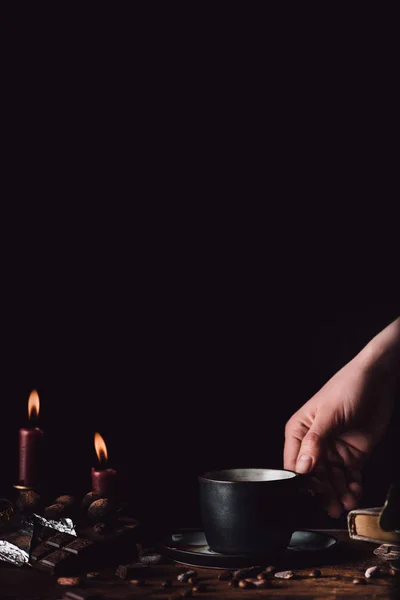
{"left": 284, "top": 317, "right": 399, "bottom": 518}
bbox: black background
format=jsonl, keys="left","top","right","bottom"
{"left": 1, "top": 2, "right": 399, "bottom": 534}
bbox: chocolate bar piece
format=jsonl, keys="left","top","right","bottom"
{"left": 115, "top": 562, "right": 149, "bottom": 579}
{"left": 38, "top": 549, "right": 74, "bottom": 574}
{"left": 31, "top": 541, "right": 52, "bottom": 563}
{"left": 64, "top": 538, "right": 94, "bottom": 555}
{"left": 46, "top": 532, "right": 76, "bottom": 549}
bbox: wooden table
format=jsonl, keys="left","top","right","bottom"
{"left": 0, "top": 530, "right": 399, "bottom": 599}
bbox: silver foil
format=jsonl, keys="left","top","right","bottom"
{"left": 0, "top": 516, "right": 34, "bottom": 566}
{"left": 33, "top": 513, "right": 77, "bottom": 535}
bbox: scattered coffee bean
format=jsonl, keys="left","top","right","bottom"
{"left": 229, "top": 577, "right": 239, "bottom": 587}
{"left": 16, "top": 490, "right": 42, "bottom": 512}
{"left": 352, "top": 577, "right": 365, "bottom": 585}
{"left": 86, "top": 572, "right": 100, "bottom": 579}
{"left": 161, "top": 580, "right": 172, "bottom": 588}
{"left": 234, "top": 566, "right": 261, "bottom": 579}
{"left": 257, "top": 572, "right": 267, "bottom": 580}
{"left": 177, "top": 570, "right": 197, "bottom": 582}
{"left": 275, "top": 570, "right": 294, "bottom": 579}
{"left": 129, "top": 579, "right": 145, "bottom": 586}
{"left": 181, "top": 590, "right": 192, "bottom": 598}
{"left": 44, "top": 503, "right": 66, "bottom": 519}
{"left": 81, "top": 491, "right": 103, "bottom": 510}
{"left": 365, "top": 565, "right": 380, "bottom": 578}
{"left": 188, "top": 577, "right": 198, "bottom": 585}
{"left": 218, "top": 570, "right": 233, "bottom": 581}
{"left": 87, "top": 498, "right": 112, "bottom": 521}
{"left": 308, "top": 568, "right": 321, "bottom": 578}
{"left": 254, "top": 579, "right": 269, "bottom": 588}
{"left": 238, "top": 580, "right": 254, "bottom": 589}
{"left": 57, "top": 577, "right": 82, "bottom": 587}
{"left": 263, "top": 565, "right": 276, "bottom": 574}
{"left": 192, "top": 583, "right": 206, "bottom": 592}
{"left": 389, "top": 567, "right": 398, "bottom": 576}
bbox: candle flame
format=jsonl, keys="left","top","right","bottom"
{"left": 94, "top": 432, "right": 108, "bottom": 465}
{"left": 28, "top": 390, "right": 40, "bottom": 420}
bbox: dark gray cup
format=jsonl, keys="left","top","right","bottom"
{"left": 199, "top": 468, "right": 308, "bottom": 555}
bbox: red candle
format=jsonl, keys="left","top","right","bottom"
{"left": 91, "top": 432, "right": 116, "bottom": 497}
{"left": 18, "top": 390, "right": 44, "bottom": 488}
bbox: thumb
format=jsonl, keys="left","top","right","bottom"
{"left": 295, "top": 409, "right": 334, "bottom": 474}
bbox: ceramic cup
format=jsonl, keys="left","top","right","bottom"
{"left": 199, "top": 468, "right": 310, "bottom": 555}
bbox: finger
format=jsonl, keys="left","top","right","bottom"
{"left": 330, "top": 465, "right": 358, "bottom": 511}
{"left": 346, "top": 468, "right": 363, "bottom": 501}
{"left": 295, "top": 408, "right": 335, "bottom": 475}
{"left": 283, "top": 421, "right": 306, "bottom": 471}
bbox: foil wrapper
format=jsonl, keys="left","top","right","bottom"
{"left": 32, "top": 513, "right": 77, "bottom": 536}
{"left": 0, "top": 515, "right": 34, "bottom": 566}
{"left": 0, "top": 511, "right": 76, "bottom": 567}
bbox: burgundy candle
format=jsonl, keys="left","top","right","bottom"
{"left": 18, "top": 390, "right": 44, "bottom": 488}
{"left": 91, "top": 432, "right": 116, "bottom": 497}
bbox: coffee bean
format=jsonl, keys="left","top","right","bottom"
{"left": 129, "top": 579, "right": 145, "bottom": 586}
{"left": 234, "top": 566, "right": 261, "bottom": 579}
{"left": 177, "top": 570, "right": 197, "bottom": 582}
{"left": 187, "top": 577, "right": 198, "bottom": 585}
{"left": 389, "top": 567, "right": 398, "bottom": 576}
{"left": 254, "top": 579, "right": 269, "bottom": 588}
{"left": 275, "top": 570, "right": 294, "bottom": 579}
{"left": 86, "top": 572, "right": 100, "bottom": 579}
{"left": 257, "top": 572, "right": 267, "bottom": 580}
{"left": 308, "top": 568, "right": 321, "bottom": 578}
{"left": 161, "top": 580, "right": 172, "bottom": 588}
{"left": 238, "top": 580, "right": 254, "bottom": 589}
{"left": 263, "top": 565, "right": 276, "bottom": 574}
{"left": 218, "top": 570, "right": 233, "bottom": 581}
{"left": 352, "top": 578, "right": 365, "bottom": 585}
{"left": 192, "top": 583, "right": 206, "bottom": 592}
{"left": 365, "top": 566, "right": 380, "bottom": 578}
{"left": 57, "top": 577, "right": 81, "bottom": 587}
{"left": 229, "top": 578, "right": 239, "bottom": 587}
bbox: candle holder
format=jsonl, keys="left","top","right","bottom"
{"left": 13, "top": 484, "right": 34, "bottom": 491}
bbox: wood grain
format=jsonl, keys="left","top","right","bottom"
{"left": 0, "top": 530, "right": 399, "bottom": 599}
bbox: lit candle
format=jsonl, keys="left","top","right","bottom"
{"left": 91, "top": 432, "right": 116, "bottom": 497}
{"left": 18, "top": 390, "right": 44, "bottom": 488}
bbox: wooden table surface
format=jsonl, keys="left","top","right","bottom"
{"left": 0, "top": 529, "right": 399, "bottom": 599}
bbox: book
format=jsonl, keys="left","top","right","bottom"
{"left": 347, "top": 507, "right": 400, "bottom": 544}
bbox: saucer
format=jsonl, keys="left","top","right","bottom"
{"left": 157, "top": 529, "right": 338, "bottom": 569}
